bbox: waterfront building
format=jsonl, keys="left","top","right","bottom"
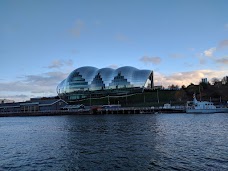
{"left": 57, "top": 66, "right": 153, "bottom": 102}
{"left": 0, "top": 98, "right": 67, "bottom": 113}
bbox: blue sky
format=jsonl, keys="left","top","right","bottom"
{"left": 0, "top": 0, "right": 228, "bottom": 101}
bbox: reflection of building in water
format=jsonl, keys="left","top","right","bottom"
{"left": 57, "top": 66, "right": 154, "bottom": 102}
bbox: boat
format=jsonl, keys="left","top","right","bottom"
{"left": 186, "top": 94, "right": 228, "bottom": 114}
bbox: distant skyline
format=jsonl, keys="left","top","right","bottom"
{"left": 1, "top": 0, "right": 228, "bottom": 101}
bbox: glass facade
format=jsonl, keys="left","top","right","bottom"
{"left": 57, "top": 66, "right": 153, "bottom": 101}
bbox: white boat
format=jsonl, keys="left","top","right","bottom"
{"left": 186, "top": 94, "right": 228, "bottom": 114}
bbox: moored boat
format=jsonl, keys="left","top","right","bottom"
{"left": 186, "top": 94, "right": 228, "bottom": 114}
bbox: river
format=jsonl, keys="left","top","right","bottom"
{"left": 0, "top": 113, "right": 228, "bottom": 170}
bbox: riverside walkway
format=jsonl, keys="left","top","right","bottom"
{"left": 0, "top": 107, "right": 186, "bottom": 117}
{"left": 96, "top": 107, "right": 185, "bottom": 114}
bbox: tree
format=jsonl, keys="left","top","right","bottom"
{"left": 168, "top": 84, "right": 179, "bottom": 90}
{"left": 199, "top": 81, "right": 209, "bottom": 89}
{"left": 181, "top": 85, "right": 186, "bottom": 90}
{"left": 211, "top": 77, "right": 220, "bottom": 85}
{"left": 186, "top": 84, "right": 198, "bottom": 96}
{"left": 175, "top": 89, "right": 187, "bottom": 102}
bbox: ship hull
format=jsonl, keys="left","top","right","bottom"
{"left": 186, "top": 108, "right": 228, "bottom": 114}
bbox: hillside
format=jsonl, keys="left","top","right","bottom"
{"left": 71, "top": 83, "right": 228, "bottom": 107}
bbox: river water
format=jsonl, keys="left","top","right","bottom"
{"left": 0, "top": 113, "right": 228, "bottom": 171}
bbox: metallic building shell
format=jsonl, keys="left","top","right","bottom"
{"left": 57, "top": 66, "right": 153, "bottom": 96}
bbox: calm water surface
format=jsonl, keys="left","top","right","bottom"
{"left": 0, "top": 113, "right": 228, "bottom": 171}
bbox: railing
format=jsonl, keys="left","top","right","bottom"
{"left": 0, "top": 106, "right": 187, "bottom": 116}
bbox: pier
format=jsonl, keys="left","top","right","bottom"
{"left": 95, "top": 107, "right": 185, "bottom": 114}
{"left": 0, "top": 107, "right": 185, "bottom": 117}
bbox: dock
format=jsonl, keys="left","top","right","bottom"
{"left": 95, "top": 107, "right": 185, "bottom": 114}
{"left": 0, "top": 107, "right": 186, "bottom": 117}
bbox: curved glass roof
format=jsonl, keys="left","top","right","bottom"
{"left": 57, "top": 66, "right": 153, "bottom": 95}
{"left": 67, "top": 66, "right": 98, "bottom": 84}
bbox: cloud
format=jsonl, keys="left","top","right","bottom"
{"left": 218, "top": 39, "right": 228, "bottom": 49}
{"left": 154, "top": 69, "right": 228, "bottom": 88}
{"left": 198, "top": 40, "right": 228, "bottom": 65}
{"left": 47, "top": 59, "right": 73, "bottom": 69}
{"left": 215, "top": 57, "right": 228, "bottom": 65}
{"left": 203, "top": 47, "right": 216, "bottom": 57}
{"left": 25, "top": 71, "right": 68, "bottom": 86}
{"left": 140, "top": 56, "right": 162, "bottom": 65}
{"left": 69, "top": 19, "right": 84, "bottom": 37}
{"left": 0, "top": 95, "right": 30, "bottom": 102}
{"left": 0, "top": 71, "right": 68, "bottom": 101}
{"left": 198, "top": 47, "right": 216, "bottom": 64}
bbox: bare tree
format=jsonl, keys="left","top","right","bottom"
{"left": 168, "top": 84, "right": 179, "bottom": 90}
{"left": 211, "top": 77, "right": 220, "bottom": 85}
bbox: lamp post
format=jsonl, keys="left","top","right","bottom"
{"left": 157, "top": 89, "right": 160, "bottom": 104}
{"left": 126, "top": 92, "right": 127, "bottom": 105}
{"left": 89, "top": 93, "right": 91, "bottom": 106}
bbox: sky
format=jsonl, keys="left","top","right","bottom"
{"left": 0, "top": 0, "right": 228, "bottom": 102}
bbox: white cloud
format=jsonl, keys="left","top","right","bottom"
{"left": 203, "top": 47, "right": 216, "bottom": 57}
{"left": 140, "top": 56, "right": 162, "bottom": 65}
{"left": 154, "top": 69, "right": 228, "bottom": 88}
{"left": 0, "top": 71, "right": 68, "bottom": 102}
{"left": 197, "top": 47, "right": 217, "bottom": 65}
{"left": 198, "top": 40, "right": 228, "bottom": 65}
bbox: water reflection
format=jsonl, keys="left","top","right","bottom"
{"left": 0, "top": 114, "right": 228, "bottom": 170}
{"left": 62, "top": 115, "right": 159, "bottom": 170}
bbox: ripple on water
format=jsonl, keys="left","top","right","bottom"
{"left": 0, "top": 114, "right": 228, "bottom": 170}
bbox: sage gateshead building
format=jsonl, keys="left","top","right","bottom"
{"left": 57, "top": 66, "right": 153, "bottom": 102}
